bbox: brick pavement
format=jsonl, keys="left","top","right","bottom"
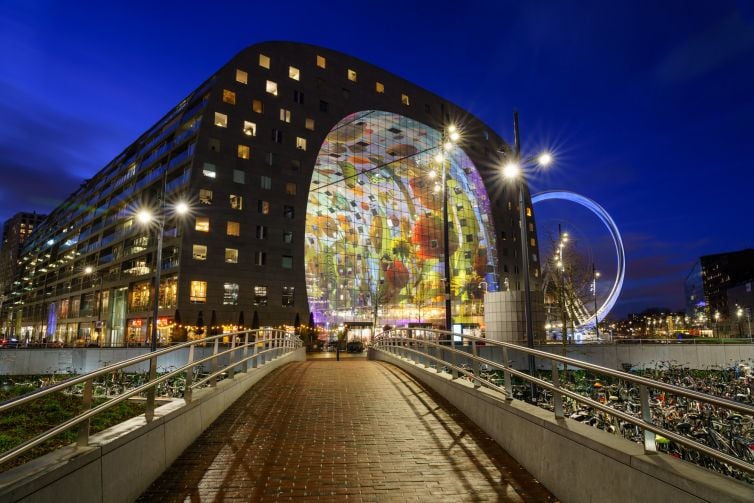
{"left": 138, "top": 360, "right": 557, "bottom": 502}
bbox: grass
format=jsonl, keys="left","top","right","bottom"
{"left": 0, "top": 383, "right": 146, "bottom": 472}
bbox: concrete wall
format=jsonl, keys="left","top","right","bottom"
{"left": 0, "top": 347, "right": 305, "bottom": 503}
{"left": 370, "top": 349, "right": 754, "bottom": 503}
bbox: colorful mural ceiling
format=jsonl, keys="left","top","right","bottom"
{"left": 305, "top": 111, "right": 498, "bottom": 327}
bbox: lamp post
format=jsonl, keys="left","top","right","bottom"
{"left": 436, "top": 125, "right": 460, "bottom": 332}
{"left": 593, "top": 264, "right": 600, "bottom": 339}
{"left": 84, "top": 266, "right": 104, "bottom": 345}
{"left": 501, "top": 112, "right": 553, "bottom": 395}
{"left": 136, "top": 200, "right": 189, "bottom": 351}
{"left": 714, "top": 311, "right": 721, "bottom": 342}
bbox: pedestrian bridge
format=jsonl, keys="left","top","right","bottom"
{"left": 1, "top": 330, "right": 753, "bottom": 502}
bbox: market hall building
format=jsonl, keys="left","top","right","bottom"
{"left": 0, "top": 41, "right": 540, "bottom": 346}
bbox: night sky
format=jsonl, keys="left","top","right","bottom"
{"left": 2, "top": 1, "right": 753, "bottom": 317}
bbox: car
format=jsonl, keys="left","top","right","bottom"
{"left": 0, "top": 338, "right": 19, "bottom": 349}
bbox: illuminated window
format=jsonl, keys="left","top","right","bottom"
{"left": 254, "top": 252, "right": 267, "bottom": 267}
{"left": 238, "top": 144, "right": 250, "bottom": 159}
{"left": 253, "top": 285, "right": 268, "bottom": 304}
{"left": 285, "top": 182, "right": 297, "bottom": 195}
{"left": 296, "top": 137, "right": 307, "bottom": 150}
{"left": 227, "top": 221, "right": 240, "bottom": 237}
{"left": 283, "top": 231, "right": 293, "bottom": 244}
{"left": 279, "top": 108, "right": 291, "bottom": 123}
{"left": 190, "top": 280, "right": 207, "bottom": 303}
{"left": 305, "top": 118, "right": 315, "bottom": 130}
{"left": 347, "top": 69, "right": 357, "bottom": 82}
{"left": 233, "top": 169, "right": 245, "bottom": 184}
{"left": 530, "top": 238, "right": 536, "bottom": 247}
{"left": 401, "top": 94, "right": 410, "bottom": 106}
{"left": 282, "top": 286, "right": 295, "bottom": 306}
{"left": 225, "top": 248, "right": 238, "bottom": 263}
{"left": 256, "top": 225, "right": 267, "bottom": 239}
{"left": 282, "top": 255, "right": 293, "bottom": 269}
{"left": 316, "top": 55, "right": 326, "bottom": 68}
{"left": 252, "top": 100, "right": 264, "bottom": 113}
{"left": 230, "top": 194, "right": 243, "bottom": 210}
{"left": 261, "top": 176, "right": 271, "bottom": 190}
{"left": 526, "top": 207, "right": 532, "bottom": 217}
{"left": 214, "top": 112, "right": 228, "bottom": 127}
{"left": 202, "top": 163, "right": 216, "bottom": 178}
{"left": 235, "top": 69, "right": 248, "bottom": 84}
{"left": 258, "top": 200, "right": 270, "bottom": 215}
{"left": 259, "top": 54, "right": 270, "bottom": 69}
{"left": 243, "top": 121, "right": 256, "bottom": 136}
{"left": 266, "top": 80, "right": 278, "bottom": 96}
{"left": 199, "top": 189, "right": 213, "bottom": 205}
{"left": 222, "top": 89, "right": 236, "bottom": 105}
{"left": 375, "top": 82, "right": 385, "bottom": 93}
{"left": 192, "top": 244, "right": 207, "bottom": 260}
{"left": 223, "top": 283, "right": 239, "bottom": 305}
{"left": 289, "top": 66, "right": 300, "bottom": 80}
{"left": 195, "top": 217, "right": 209, "bottom": 232}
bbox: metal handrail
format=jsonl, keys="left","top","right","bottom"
{"left": 373, "top": 328, "right": 754, "bottom": 476}
{"left": 0, "top": 329, "right": 301, "bottom": 466}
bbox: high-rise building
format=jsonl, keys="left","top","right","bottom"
{"left": 699, "top": 249, "right": 754, "bottom": 320}
{"left": 1, "top": 42, "right": 540, "bottom": 345}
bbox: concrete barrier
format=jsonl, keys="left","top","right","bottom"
{"left": 370, "top": 348, "right": 754, "bottom": 503}
{"left": 0, "top": 347, "right": 306, "bottom": 503}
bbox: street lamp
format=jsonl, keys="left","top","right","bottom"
{"left": 83, "top": 266, "right": 104, "bottom": 345}
{"left": 136, "top": 200, "right": 190, "bottom": 351}
{"left": 437, "top": 125, "right": 460, "bottom": 332}
{"left": 501, "top": 111, "right": 553, "bottom": 394}
{"left": 714, "top": 311, "right": 721, "bottom": 342}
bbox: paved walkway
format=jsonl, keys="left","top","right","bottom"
{"left": 138, "top": 360, "right": 556, "bottom": 502}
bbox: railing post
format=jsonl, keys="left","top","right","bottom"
{"left": 228, "top": 332, "right": 237, "bottom": 379}
{"left": 242, "top": 332, "right": 249, "bottom": 373}
{"left": 77, "top": 378, "right": 93, "bottom": 446}
{"left": 252, "top": 332, "right": 259, "bottom": 368}
{"left": 184, "top": 344, "right": 195, "bottom": 403}
{"left": 471, "top": 340, "right": 480, "bottom": 388}
{"left": 640, "top": 385, "right": 657, "bottom": 453}
{"left": 210, "top": 337, "right": 219, "bottom": 387}
{"left": 145, "top": 356, "right": 157, "bottom": 422}
{"left": 551, "top": 360, "right": 563, "bottom": 418}
{"left": 502, "top": 346, "right": 513, "bottom": 400}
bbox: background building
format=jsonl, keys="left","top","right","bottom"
{"left": 1, "top": 42, "right": 540, "bottom": 345}
{"left": 700, "top": 249, "right": 754, "bottom": 320}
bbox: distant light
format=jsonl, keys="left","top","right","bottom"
{"left": 447, "top": 125, "right": 457, "bottom": 133}
{"left": 434, "top": 153, "right": 444, "bottom": 163}
{"left": 595, "top": 271, "right": 601, "bottom": 278}
{"left": 46, "top": 239, "right": 54, "bottom": 246}
{"left": 443, "top": 141, "right": 453, "bottom": 151}
{"left": 174, "top": 201, "right": 190, "bottom": 215}
{"left": 137, "top": 209, "right": 153, "bottom": 224}
{"left": 449, "top": 131, "right": 460, "bottom": 142}
{"left": 538, "top": 152, "right": 553, "bottom": 166}
{"left": 428, "top": 170, "right": 437, "bottom": 179}
{"left": 84, "top": 266, "right": 94, "bottom": 275}
{"left": 502, "top": 162, "right": 520, "bottom": 179}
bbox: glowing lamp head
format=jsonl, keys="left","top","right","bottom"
{"left": 537, "top": 152, "right": 553, "bottom": 167}
{"left": 449, "top": 131, "right": 460, "bottom": 142}
{"left": 136, "top": 209, "right": 153, "bottom": 224}
{"left": 84, "top": 266, "right": 94, "bottom": 275}
{"left": 434, "top": 153, "right": 444, "bottom": 163}
{"left": 443, "top": 141, "right": 454, "bottom": 151}
{"left": 174, "top": 201, "right": 190, "bottom": 215}
{"left": 502, "top": 162, "right": 521, "bottom": 180}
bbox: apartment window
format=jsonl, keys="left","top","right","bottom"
{"left": 259, "top": 54, "right": 270, "bottom": 69}
{"left": 253, "top": 285, "right": 268, "bottom": 305}
{"left": 225, "top": 248, "right": 238, "bottom": 263}
{"left": 279, "top": 108, "right": 291, "bottom": 123}
{"left": 293, "top": 90, "right": 304, "bottom": 104}
{"left": 283, "top": 205, "right": 294, "bottom": 219}
{"left": 235, "top": 69, "right": 248, "bottom": 84}
{"left": 252, "top": 100, "right": 264, "bottom": 113}
{"left": 202, "top": 163, "right": 216, "bottom": 178}
{"left": 195, "top": 217, "right": 210, "bottom": 232}
{"left": 281, "top": 255, "right": 293, "bottom": 269}
{"left": 319, "top": 100, "right": 329, "bottom": 112}
{"left": 243, "top": 121, "right": 256, "bottom": 136}
{"left": 305, "top": 118, "right": 315, "bottom": 130}
{"left": 258, "top": 200, "right": 270, "bottom": 215}
{"left": 347, "top": 69, "right": 357, "bottom": 82}
{"left": 222, "top": 89, "right": 236, "bottom": 104}
{"left": 272, "top": 129, "right": 283, "bottom": 143}
{"left": 296, "top": 137, "right": 307, "bottom": 150}
{"left": 282, "top": 286, "right": 295, "bottom": 306}
{"left": 238, "top": 144, "right": 250, "bottom": 159}
{"left": 285, "top": 182, "right": 297, "bottom": 195}
{"left": 375, "top": 82, "right": 385, "bottom": 93}
{"left": 190, "top": 280, "right": 207, "bottom": 303}
{"left": 214, "top": 112, "right": 228, "bottom": 127}
{"left": 289, "top": 66, "right": 300, "bottom": 80}
{"left": 401, "top": 94, "right": 410, "bottom": 106}
{"left": 192, "top": 244, "right": 207, "bottom": 260}
{"left": 226, "top": 221, "right": 240, "bottom": 237}
{"left": 222, "top": 283, "right": 239, "bottom": 305}
{"left": 230, "top": 194, "right": 243, "bottom": 210}
{"left": 256, "top": 225, "right": 268, "bottom": 239}
{"left": 254, "top": 252, "right": 267, "bottom": 267}
{"left": 283, "top": 231, "right": 293, "bottom": 244}
{"left": 266, "top": 152, "right": 277, "bottom": 166}
{"left": 199, "top": 189, "right": 213, "bottom": 205}
{"left": 316, "top": 55, "right": 326, "bottom": 68}
{"left": 233, "top": 169, "right": 245, "bottom": 184}
{"left": 290, "top": 159, "right": 301, "bottom": 170}
{"left": 261, "top": 176, "right": 272, "bottom": 190}
{"left": 266, "top": 80, "right": 278, "bottom": 96}
{"left": 208, "top": 138, "right": 220, "bottom": 152}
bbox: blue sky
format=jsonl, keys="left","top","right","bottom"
{"left": 1, "top": 0, "right": 753, "bottom": 317}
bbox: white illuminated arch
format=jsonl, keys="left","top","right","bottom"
{"left": 531, "top": 190, "right": 625, "bottom": 327}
